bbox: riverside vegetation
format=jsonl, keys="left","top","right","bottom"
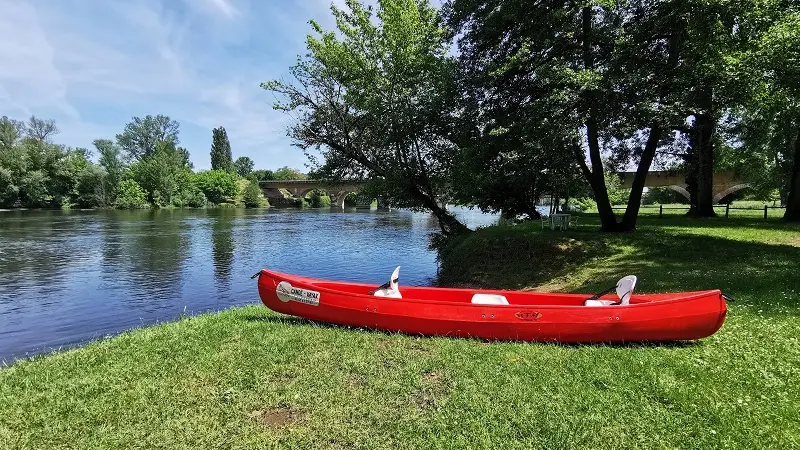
{"left": 0, "top": 115, "right": 323, "bottom": 210}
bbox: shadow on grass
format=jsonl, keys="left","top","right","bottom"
{"left": 437, "top": 221, "right": 800, "bottom": 315}
{"left": 437, "top": 227, "right": 616, "bottom": 290}
{"left": 575, "top": 213, "right": 800, "bottom": 233}
{"left": 241, "top": 313, "right": 703, "bottom": 349}
{"left": 602, "top": 231, "right": 800, "bottom": 312}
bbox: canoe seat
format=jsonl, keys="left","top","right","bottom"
{"left": 584, "top": 299, "right": 618, "bottom": 307}
{"left": 371, "top": 266, "right": 402, "bottom": 298}
{"left": 583, "top": 275, "right": 637, "bottom": 306}
{"left": 471, "top": 293, "right": 509, "bottom": 305}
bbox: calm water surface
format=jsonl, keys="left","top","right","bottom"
{"left": 0, "top": 207, "right": 498, "bottom": 362}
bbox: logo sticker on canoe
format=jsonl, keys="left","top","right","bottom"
{"left": 515, "top": 311, "right": 542, "bottom": 321}
{"left": 276, "top": 281, "right": 320, "bottom": 306}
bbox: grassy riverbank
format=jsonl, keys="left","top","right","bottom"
{"left": 2, "top": 216, "right": 799, "bottom": 449}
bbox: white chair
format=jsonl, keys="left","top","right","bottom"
{"left": 568, "top": 216, "right": 579, "bottom": 229}
{"left": 584, "top": 275, "right": 637, "bottom": 306}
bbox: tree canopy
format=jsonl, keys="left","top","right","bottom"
{"left": 211, "top": 126, "right": 234, "bottom": 172}
{"left": 262, "top": 0, "right": 468, "bottom": 235}
{"left": 0, "top": 114, "right": 278, "bottom": 210}
{"left": 116, "top": 115, "right": 179, "bottom": 161}
{"left": 234, "top": 156, "right": 254, "bottom": 177}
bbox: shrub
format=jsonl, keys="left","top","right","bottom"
{"left": 243, "top": 180, "right": 266, "bottom": 208}
{"left": 114, "top": 179, "right": 149, "bottom": 209}
{"left": 605, "top": 173, "right": 630, "bottom": 206}
{"left": 192, "top": 170, "right": 239, "bottom": 204}
{"left": 179, "top": 185, "right": 207, "bottom": 208}
{"left": 344, "top": 192, "right": 358, "bottom": 206}
{"left": 570, "top": 197, "right": 597, "bottom": 212}
{"left": 643, "top": 186, "right": 688, "bottom": 205}
{"left": 309, "top": 190, "right": 331, "bottom": 208}
{"left": 293, "top": 197, "right": 310, "bottom": 208}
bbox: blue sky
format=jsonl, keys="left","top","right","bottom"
{"left": 0, "top": 0, "right": 353, "bottom": 171}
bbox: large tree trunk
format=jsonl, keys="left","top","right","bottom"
{"left": 578, "top": 6, "right": 619, "bottom": 232}
{"left": 686, "top": 89, "right": 716, "bottom": 217}
{"left": 695, "top": 112, "right": 716, "bottom": 216}
{"left": 620, "top": 126, "right": 663, "bottom": 231}
{"left": 576, "top": 122, "right": 620, "bottom": 231}
{"left": 409, "top": 185, "right": 469, "bottom": 236}
{"left": 783, "top": 130, "right": 800, "bottom": 221}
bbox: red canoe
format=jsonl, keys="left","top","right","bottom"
{"left": 255, "top": 269, "right": 727, "bottom": 343}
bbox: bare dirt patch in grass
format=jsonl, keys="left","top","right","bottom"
{"left": 250, "top": 407, "right": 303, "bottom": 429}
{"left": 412, "top": 370, "right": 451, "bottom": 411}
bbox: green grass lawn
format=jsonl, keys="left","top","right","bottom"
{"left": 2, "top": 216, "right": 799, "bottom": 449}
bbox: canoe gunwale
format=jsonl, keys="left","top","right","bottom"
{"left": 258, "top": 269, "right": 722, "bottom": 310}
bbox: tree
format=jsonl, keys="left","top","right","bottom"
{"left": 178, "top": 147, "right": 194, "bottom": 170}
{"left": 210, "top": 127, "right": 233, "bottom": 172}
{"left": 242, "top": 179, "right": 265, "bottom": 208}
{"left": 0, "top": 116, "right": 26, "bottom": 150}
{"left": 116, "top": 115, "right": 179, "bottom": 161}
{"left": 74, "top": 165, "right": 109, "bottom": 208}
{"left": 448, "top": 0, "right": 785, "bottom": 229}
{"left": 262, "top": 0, "right": 469, "bottom": 236}
{"left": 192, "top": 170, "right": 240, "bottom": 204}
{"left": 234, "top": 156, "right": 254, "bottom": 177}
{"left": 0, "top": 127, "right": 79, "bottom": 208}
{"left": 272, "top": 166, "right": 306, "bottom": 181}
{"left": 94, "top": 139, "right": 126, "bottom": 203}
{"left": 250, "top": 169, "right": 275, "bottom": 181}
{"left": 114, "top": 179, "right": 149, "bottom": 209}
{"left": 755, "top": 12, "right": 800, "bottom": 220}
{"left": 447, "top": 0, "right": 687, "bottom": 231}
{"left": 129, "top": 141, "right": 192, "bottom": 206}
{"left": 25, "top": 116, "right": 59, "bottom": 142}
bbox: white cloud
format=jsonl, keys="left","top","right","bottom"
{"left": 207, "top": 0, "right": 239, "bottom": 18}
{"left": 0, "top": 0, "right": 339, "bottom": 170}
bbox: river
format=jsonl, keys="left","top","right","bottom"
{"left": 0, "top": 207, "right": 500, "bottom": 362}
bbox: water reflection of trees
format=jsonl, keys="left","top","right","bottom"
{"left": 0, "top": 210, "right": 105, "bottom": 305}
{"left": 109, "top": 209, "right": 189, "bottom": 307}
{"left": 211, "top": 210, "right": 235, "bottom": 288}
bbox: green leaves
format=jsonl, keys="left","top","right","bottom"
{"left": 210, "top": 127, "right": 234, "bottom": 172}
{"left": 129, "top": 142, "right": 193, "bottom": 207}
{"left": 191, "top": 170, "right": 240, "bottom": 205}
{"left": 234, "top": 156, "right": 254, "bottom": 177}
{"left": 263, "top": 0, "right": 467, "bottom": 234}
{"left": 114, "top": 179, "right": 149, "bottom": 209}
{"left": 242, "top": 179, "right": 265, "bottom": 208}
{"left": 116, "top": 115, "right": 179, "bottom": 161}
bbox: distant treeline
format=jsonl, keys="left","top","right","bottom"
{"left": 0, "top": 114, "right": 307, "bottom": 209}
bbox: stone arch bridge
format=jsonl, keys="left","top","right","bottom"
{"left": 617, "top": 170, "right": 746, "bottom": 203}
{"left": 261, "top": 171, "right": 747, "bottom": 207}
{"left": 260, "top": 180, "right": 370, "bottom": 208}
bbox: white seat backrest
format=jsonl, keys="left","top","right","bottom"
{"left": 584, "top": 275, "right": 637, "bottom": 307}
{"left": 471, "top": 293, "right": 509, "bottom": 305}
{"left": 616, "top": 275, "right": 637, "bottom": 305}
{"left": 373, "top": 266, "right": 402, "bottom": 298}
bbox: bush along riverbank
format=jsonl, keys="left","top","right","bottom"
{"left": 1, "top": 215, "right": 799, "bottom": 449}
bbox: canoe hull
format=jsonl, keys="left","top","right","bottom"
{"left": 256, "top": 270, "right": 727, "bottom": 343}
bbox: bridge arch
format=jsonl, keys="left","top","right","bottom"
{"left": 666, "top": 185, "right": 691, "bottom": 201}
{"left": 712, "top": 183, "right": 750, "bottom": 204}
